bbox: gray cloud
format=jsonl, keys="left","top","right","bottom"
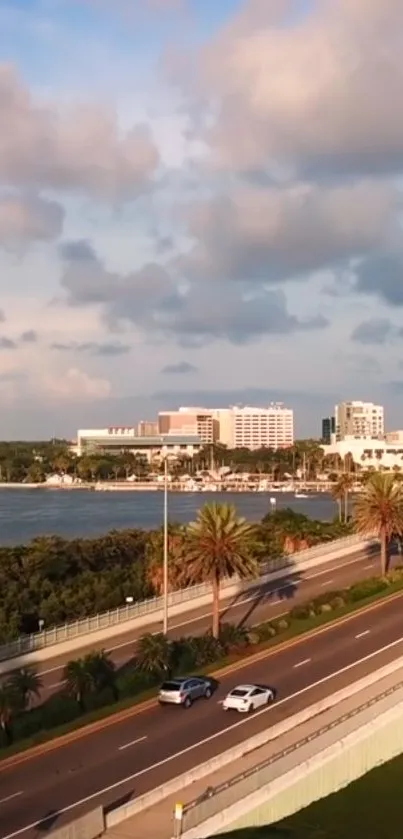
{"left": 0, "top": 337, "right": 17, "bottom": 349}
{"left": 161, "top": 361, "right": 198, "bottom": 374}
{"left": 0, "top": 65, "right": 159, "bottom": 200}
{"left": 354, "top": 253, "right": 403, "bottom": 305}
{"left": 51, "top": 340, "right": 131, "bottom": 356}
{"left": 20, "top": 329, "right": 38, "bottom": 343}
{"left": 0, "top": 194, "right": 64, "bottom": 245}
{"left": 173, "top": 182, "right": 396, "bottom": 291}
{"left": 59, "top": 237, "right": 328, "bottom": 346}
{"left": 351, "top": 318, "right": 394, "bottom": 345}
{"left": 0, "top": 309, "right": 5, "bottom": 323}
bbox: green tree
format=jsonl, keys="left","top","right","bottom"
{"left": 137, "top": 632, "right": 171, "bottom": 676}
{"left": 63, "top": 658, "right": 94, "bottom": 710}
{"left": 184, "top": 502, "right": 259, "bottom": 638}
{"left": 85, "top": 651, "right": 118, "bottom": 700}
{"left": 8, "top": 667, "right": 43, "bottom": 709}
{"left": 0, "top": 682, "right": 17, "bottom": 744}
{"left": 353, "top": 473, "right": 403, "bottom": 575}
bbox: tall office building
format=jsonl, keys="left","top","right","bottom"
{"left": 335, "top": 401, "right": 384, "bottom": 441}
{"left": 216, "top": 405, "right": 294, "bottom": 450}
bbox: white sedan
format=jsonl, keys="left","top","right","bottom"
{"left": 222, "top": 684, "right": 275, "bottom": 713}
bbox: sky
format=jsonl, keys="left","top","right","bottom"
{"left": 1, "top": 0, "right": 403, "bottom": 439}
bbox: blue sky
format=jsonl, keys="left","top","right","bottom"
{"left": 0, "top": 0, "right": 402, "bottom": 438}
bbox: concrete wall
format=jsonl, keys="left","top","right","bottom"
{"left": 46, "top": 808, "right": 104, "bottom": 839}
{"left": 0, "top": 537, "right": 375, "bottom": 676}
{"left": 180, "top": 686, "right": 403, "bottom": 838}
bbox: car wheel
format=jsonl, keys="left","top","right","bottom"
{"left": 183, "top": 696, "right": 192, "bottom": 709}
{"left": 247, "top": 702, "right": 253, "bottom": 713}
{"left": 205, "top": 687, "right": 212, "bottom": 699}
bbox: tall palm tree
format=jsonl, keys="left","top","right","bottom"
{"left": 332, "top": 473, "right": 354, "bottom": 522}
{"left": 353, "top": 473, "right": 403, "bottom": 575}
{"left": 184, "top": 502, "right": 259, "bottom": 638}
{"left": 63, "top": 658, "right": 94, "bottom": 710}
{"left": 8, "top": 667, "right": 43, "bottom": 710}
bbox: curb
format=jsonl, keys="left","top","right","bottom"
{"left": 1, "top": 586, "right": 402, "bottom": 773}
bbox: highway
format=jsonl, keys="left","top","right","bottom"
{"left": 1, "top": 583, "right": 403, "bottom": 839}
{"left": 19, "top": 547, "right": 381, "bottom": 699}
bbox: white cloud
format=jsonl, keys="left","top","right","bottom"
{"left": 195, "top": 0, "right": 403, "bottom": 177}
{"left": 0, "top": 64, "right": 159, "bottom": 200}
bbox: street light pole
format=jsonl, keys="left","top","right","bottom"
{"left": 163, "top": 456, "right": 169, "bottom": 635}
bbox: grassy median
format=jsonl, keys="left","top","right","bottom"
{"left": 2, "top": 565, "right": 403, "bottom": 762}
{"left": 213, "top": 749, "right": 403, "bottom": 838}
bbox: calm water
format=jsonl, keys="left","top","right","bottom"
{"left": 0, "top": 489, "right": 339, "bottom": 546}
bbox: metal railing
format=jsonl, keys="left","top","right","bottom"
{"left": 0, "top": 534, "right": 367, "bottom": 662}
{"left": 178, "top": 676, "right": 403, "bottom": 834}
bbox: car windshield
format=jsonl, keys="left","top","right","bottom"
{"left": 160, "top": 681, "right": 182, "bottom": 691}
{"left": 231, "top": 688, "right": 249, "bottom": 697}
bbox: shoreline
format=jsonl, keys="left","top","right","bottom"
{"left": 0, "top": 481, "right": 339, "bottom": 494}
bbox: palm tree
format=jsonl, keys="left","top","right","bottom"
{"left": 85, "top": 651, "right": 118, "bottom": 700}
{"left": 183, "top": 502, "right": 259, "bottom": 638}
{"left": 8, "top": 667, "right": 42, "bottom": 710}
{"left": 332, "top": 473, "right": 354, "bottom": 522}
{"left": 63, "top": 657, "right": 94, "bottom": 710}
{"left": 353, "top": 472, "right": 403, "bottom": 575}
{"left": 137, "top": 632, "right": 171, "bottom": 676}
{"left": 0, "top": 682, "right": 17, "bottom": 744}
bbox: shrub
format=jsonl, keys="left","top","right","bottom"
{"left": 245, "top": 630, "right": 261, "bottom": 646}
{"left": 330, "top": 595, "right": 346, "bottom": 610}
{"left": 347, "top": 578, "right": 389, "bottom": 603}
{"left": 290, "top": 603, "right": 314, "bottom": 621}
{"left": 219, "top": 623, "right": 249, "bottom": 651}
{"left": 275, "top": 619, "right": 289, "bottom": 631}
{"left": 319, "top": 603, "right": 332, "bottom": 613}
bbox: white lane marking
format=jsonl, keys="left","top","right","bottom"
{"left": 363, "top": 563, "right": 375, "bottom": 570}
{"left": 321, "top": 579, "right": 334, "bottom": 587}
{"left": 118, "top": 735, "right": 147, "bottom": 752}
{"left": 5, "top": 631, "right": 403, "bottom": 839}
{"left": 356, "top": 630, "right": 370, "bottom": 639}
{"left": 37, "top": 551, "right": 374, "bottom": 679}
{"left": 0, "top": 792, "right": 23, "bottom": 805}
{"left": 293, "top": 658, "right": 311, "bottom": 668}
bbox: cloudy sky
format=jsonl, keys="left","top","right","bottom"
{"left": 1, "top": 0, "right": 403, "bottom": 439}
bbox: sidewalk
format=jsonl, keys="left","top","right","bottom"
{"left": 103, "top": 666, "right": 403, "bottom": 839}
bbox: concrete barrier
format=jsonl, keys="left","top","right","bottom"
{"left": 0, "top": 537, "right": 376, "bottom": 675}
{"left": 45, "top": 808, "right": 104, "bottom": 839}
{"left": 104, "top": 648, "right": 403, "bottom": 829}
{"left": 181, "top": 686, "right": 403, "bottom": 837}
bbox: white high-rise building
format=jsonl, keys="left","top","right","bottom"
{"left": 335, "top": 401, "right": 384, "bottom": 441}
{"left": 215, "top": 405, "right": 294, "bottom": 450}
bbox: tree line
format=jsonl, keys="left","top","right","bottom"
{"left": 0, "top": 439, "right": 346, "bottom": 483}
{"left": 0, "top": 505, "right": 350, "bottom": 645}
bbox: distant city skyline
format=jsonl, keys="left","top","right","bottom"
{"left": 0, "top": 0, "right": 402, "bottom": 437}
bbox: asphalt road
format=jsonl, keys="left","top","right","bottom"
{"left": 2, "top": 585, "right": 403, "bottom": 839}
{"left": 27, "top": 546, "right": 381, "bottom": 698}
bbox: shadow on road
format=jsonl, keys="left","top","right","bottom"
{"left": 104, "top": 789, "right": 134, "bottom": 815}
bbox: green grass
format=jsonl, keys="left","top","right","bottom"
{"left": 213, "top": 750, "right": 403, "bottom": 838}
{"left": 2, "top": 568, "right": 403, "bottom": 763}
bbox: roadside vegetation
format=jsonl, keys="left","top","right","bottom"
{"left": 0, "top": 505, "right": 350, "bottom": 643}
{"left": 1, "top": 563, "right": 403, "bottom": 756}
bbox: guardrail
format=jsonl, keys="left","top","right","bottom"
{"left": 178, "top": 677, "right": 403, "bottom": 835}
{"left": 0, "top": 533, "right": 367, "bottom": 662}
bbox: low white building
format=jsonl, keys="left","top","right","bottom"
{"left": 76, "top": 427, "right": 202, "bottom": 461}
{"left": 321, "top": 436, "right": 403, "bottom": 471}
